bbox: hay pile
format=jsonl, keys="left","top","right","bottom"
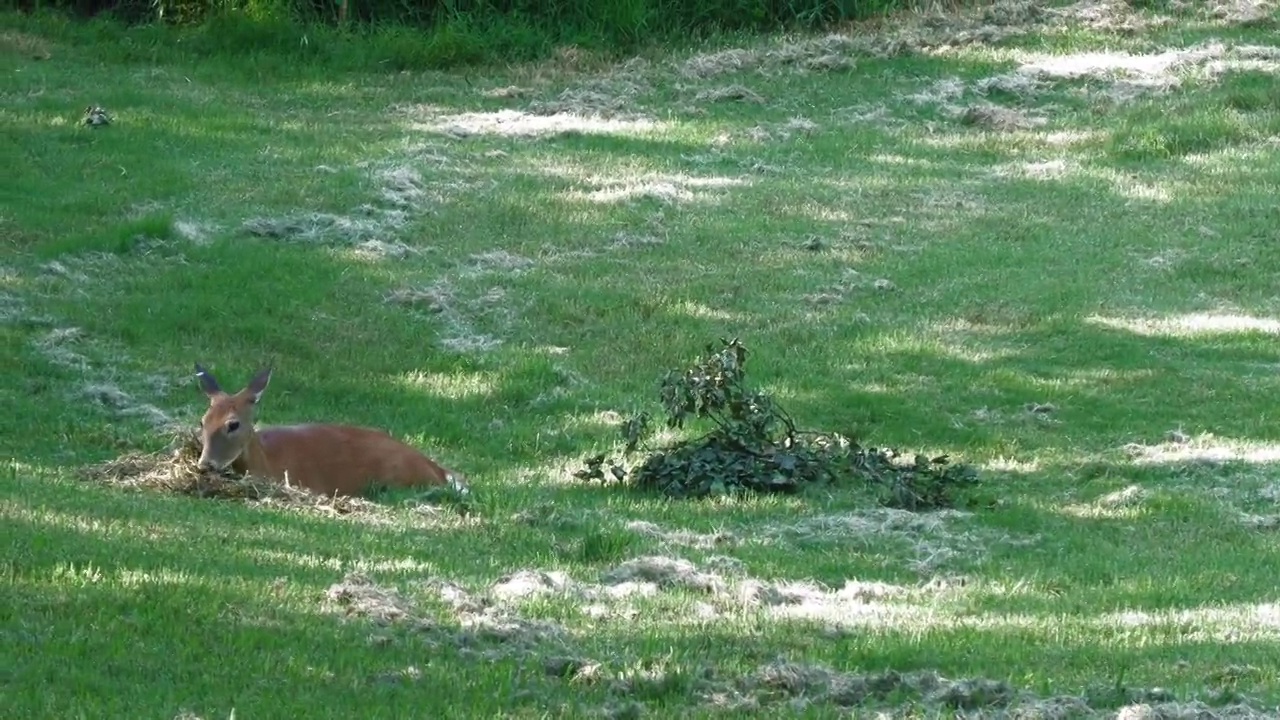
{"left": 78, "top": 428, "right": 376, "bottom": 515}
{"left": 326, "top": 572, "right": 577, "bottom": 663}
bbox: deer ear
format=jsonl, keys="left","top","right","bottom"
{"left": 246, "top": 367, "right": 272, "bottom": 403}
{"left": 194, "top": 363, "right": 222, "bottom": 397}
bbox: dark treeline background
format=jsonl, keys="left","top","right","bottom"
{"left": 3, "top": 0, "right": 955, "bottom": 67}
{"left": 15, "top": 0, "right": 925, "bottom": 28}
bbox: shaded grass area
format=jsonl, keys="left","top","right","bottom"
{"left": 5, "top": 0, "right": 1280, "bottom": 716}
{"left": 8, "top": 461, "right": 1280, "bottom": 718}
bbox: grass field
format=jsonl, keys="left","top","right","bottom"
{"left": 5, "top": 1, "right": 1280, "bottom": 717}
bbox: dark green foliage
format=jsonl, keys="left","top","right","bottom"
{"left": 23, "top": 0, "right": 918, "bottom": 29}
{"left": 9, "top": 0, "right": 938, "bottom": 68}
{"left": 576, "top": 339, "right": 979, "bottom": 509}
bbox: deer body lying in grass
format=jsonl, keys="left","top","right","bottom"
{"left": 194, "top": 364, "right": 464, "bottom": 497}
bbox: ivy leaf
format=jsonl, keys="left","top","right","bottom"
{"left": 775, "top": 453, "right": 798, "bottom": 472}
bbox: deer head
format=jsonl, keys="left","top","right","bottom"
{"left": 194, "top": 363, "right": 272, "bottom": 472}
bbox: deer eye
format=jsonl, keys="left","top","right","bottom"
{"left": 226, "top": 420, "right": 241, "bottom": 433}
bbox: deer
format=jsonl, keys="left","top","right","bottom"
{"left": 193, "top": 363, "right": 466, "bottom": 497}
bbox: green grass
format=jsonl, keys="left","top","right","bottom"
{"left": 6, "top": 2, "right": 1280, "bottom": 717}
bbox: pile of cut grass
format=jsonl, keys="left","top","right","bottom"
{"left": 78, "top": 428, "right": 382, "bottom": 515}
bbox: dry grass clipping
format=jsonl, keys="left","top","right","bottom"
{"left": 679, "top": 35, "right": 857, "bottom": 79}
{"left": 719, "top": 662, "right": 1018, "bottom": 710}
{"left": 527, "top": 77, "right": 651, "bottom": 118}
{"left": 383, "top": 280, "right": 507, "bottom": 354}
{"left": 1203, "top": 0, "right": 1276, "bottom": 27}
{"left": 679, "top": 660, "right": 1270, "bottom": 716}
{"left": 675, "top": 0, "right": 1254, "bottom": 85}
{"left": 326, "top": 572, "right": 576, "bottom": 663}
{"left": 482, "top": 85, "right": 529, "bottom": 99}
{"left": 624, "top": 520, "right": 737, "bottom": 550}
{"left": 320, "top": 566, "right": 1277, "bottom": 716}
{"left": 600, "top": 556, "right": 727, "bottom": 593}
{"left": 240, "top": 166, "right": 437, "bottom": 250}
{"left": 81, "top": 382, "right": 174, "bottom": 429}
{"left": 677, "top": 7, "right": 1013, "bottom": 82}
{"left": 958, "top": 103, "right": 1046, "bottom": 131}
{"left": 0, "top": 30, "right": 53, "bottom": 60}
{"left": 241, "top": 211, "right": 405, "bottom": 246}
{"left": 695, "top": 84, "right": 766, "bottom": 104}
{"left": 79, "top": 428, "right": 377, "bottom": 514}
{"left": 606, "top": 656, "right": 1222, "bottom": 716}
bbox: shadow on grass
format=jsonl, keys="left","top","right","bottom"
{"left": 8, "top": 474, "right": 1278, "bottom": 708}
{"left": 807, "top": 317, "right": 1280, "bottom": 452}
{"left": 501, "top": 236, "right": 1280, "bottom": 455}
{"left": 4, "top": 506, "right": 532, "bottom": 717}
{"left": 9, "top": 429, "right": 1280, "bottom": 714}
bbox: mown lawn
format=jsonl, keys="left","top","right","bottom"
{"left": 4, "top": 2, "right": 1280, "bottom": 717}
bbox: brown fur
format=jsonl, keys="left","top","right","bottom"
{"left": 194, "top": 364, "right": 460, "bottom": 497}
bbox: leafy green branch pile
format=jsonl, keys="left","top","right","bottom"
{"left": 576, "top": 339, "right": 979, "bottom": 510}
